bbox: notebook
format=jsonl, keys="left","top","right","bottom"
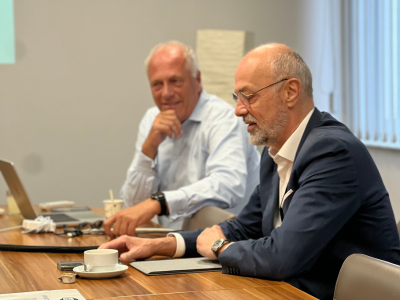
{"left": 0, "top": 159, "right": 105, "bottom": 226}
{"left": 130, "top": 257, "right": 222, "bottom": 275}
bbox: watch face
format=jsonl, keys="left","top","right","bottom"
{"left": 211, "top": 239, "right": 225, "bottom": 251}
{"left": 152, "top": 192, "right": 164, "bottom": 200}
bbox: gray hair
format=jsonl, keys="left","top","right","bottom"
{"left": 144, "top": 41, "right": 199, "bottom": 78}
{"left": 269, "top": 49, "right": 313, "bottom": 97}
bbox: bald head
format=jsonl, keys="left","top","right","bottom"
{"left": 240, "top": 43, "right": 313, "bottom": 98}
{"left": 234, "top": 43, "right": 314, "bottom": 150}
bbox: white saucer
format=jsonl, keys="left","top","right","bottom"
{"left": 73, "top": 264, "right": 128, "bottom": 279}
{"left": 135, "top": 227, "right": 175, "bottom": 233}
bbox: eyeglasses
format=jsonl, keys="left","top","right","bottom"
{"left": 53, "top": 220, "right": 104, "bottom": 237}
{"left": 232, "top": 78, "right": 289, "bottom": 108}
{"left": 76, "top": 220, "right": 103, "bottom": 231}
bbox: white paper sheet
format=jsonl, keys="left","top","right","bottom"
{"left": 0, "top": 289, "right": 86, "bottom": 300}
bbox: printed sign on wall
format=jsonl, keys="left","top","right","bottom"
{"left": 196, "top": 30, "right": 254, "bottom": 106}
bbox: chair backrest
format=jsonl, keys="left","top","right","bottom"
{"left": 181, "top": 206, "right": 236, "bottom": 231}
{"left": 334, "top": 254, "right": 400, "bottom": 300}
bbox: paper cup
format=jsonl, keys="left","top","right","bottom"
{"left": 84, "top": 249, "right": 118, "bottom": 272}
{"left": 7, "top": 192, "right": 20, "bottom": 215}
{"left": 103, "top": 199, "right": 123, "bottom": 218}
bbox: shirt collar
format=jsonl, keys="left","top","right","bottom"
{"left": 185, "top": 90, "right": 208, "bottom": 123}
{"left": 269, "top": 108, "right": 315, "bottom": 162}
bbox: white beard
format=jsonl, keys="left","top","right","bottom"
{"left": 245, "top": 108, "right": 289, "bottom": 147}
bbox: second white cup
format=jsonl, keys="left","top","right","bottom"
{"left": 103, "top": 199, "right": 123, "bottom": 218}
{"left": 84, "top": 249, "right": 118, "bottom": 272}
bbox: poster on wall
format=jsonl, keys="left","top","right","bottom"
{"left": 196, "top": 29, "right": 253, "bottom": 106}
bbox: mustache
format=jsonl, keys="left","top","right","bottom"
{"left": 243, "top": 114, "right": 257, "bottom": 123}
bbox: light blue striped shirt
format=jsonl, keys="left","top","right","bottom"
{"left": 121, "top": 91, "right": 260, "bottom": 229}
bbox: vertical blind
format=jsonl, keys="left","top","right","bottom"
{"left": 343, "top": 0, "right": 400, "bottom": 149}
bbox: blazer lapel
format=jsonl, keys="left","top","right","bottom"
{"left": 281, "top": 191, "right": 294, "bottom": 219}
{"left": 260, "top": 155, "right": 280, "bottom": 235}
{"left": 294, "top": 108, "right": 323, "bottom": 160}
{"left": 282, "top": 108, "right": 323, "bottom": 217}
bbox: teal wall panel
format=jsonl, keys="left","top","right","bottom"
{"left": 0, "top": 0, "right": 15, "bottom": 64}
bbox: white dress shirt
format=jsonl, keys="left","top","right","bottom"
{"left": 121, "top": 90, "right": 260, "bottom": 229}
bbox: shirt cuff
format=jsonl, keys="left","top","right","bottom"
{"left": 136, "top": 151, "right": 156, "bottom": 170}
{"left": 224, "top": 242, "right": 234, "bottom": 251}
{"left": 167, "top": 233, "right": 186, "bottom": 257}
{"left": 163, "top": 190, "right": 188, "bottom": 221}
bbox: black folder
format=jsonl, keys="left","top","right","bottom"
{"left": 130, "top": 257, "right": 222, "bottom": 275}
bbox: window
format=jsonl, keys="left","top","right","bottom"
{"left": 343, "top": 0, "right": 400, "bottom": 149}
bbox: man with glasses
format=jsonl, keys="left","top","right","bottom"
{"left": 100, "top": 43, "right": 400, "bottom": 300}
{"left": 103, "top": 41, "right": 260, "bottom": 236}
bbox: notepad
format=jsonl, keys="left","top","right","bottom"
{"left": 130, "top": 257, "right": 222, "bottom": 275}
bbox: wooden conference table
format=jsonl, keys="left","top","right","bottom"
{"left": 0, "top": 206, "right": 317, "bottom": 300}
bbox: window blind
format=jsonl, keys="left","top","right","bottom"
{"left": 343, "top": 0, "right": 400, "bottom": 149}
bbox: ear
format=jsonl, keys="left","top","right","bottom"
{"left": 283, "top": 78, "right": 301, "bottom": 108}
{"left": 195, "top": 70, "right": 202, "bottom": 93}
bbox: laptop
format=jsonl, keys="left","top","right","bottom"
{"left": 0, "top": 159, "right": 105, "bottom": 226}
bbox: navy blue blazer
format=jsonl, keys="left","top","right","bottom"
{"left": 181, "top": 109, "right": 400, "bottom": 300}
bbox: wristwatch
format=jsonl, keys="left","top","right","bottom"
{"left": 151, "top": 192, "right": 167, "bottom": 216}
{"left": 211, "top": 239, "right": 230, "bottom": 258}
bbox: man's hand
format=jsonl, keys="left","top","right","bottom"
{"left": 103, "top": 198, "right": 161, "bottom": 238}
{"left": 142, "top": 110, "right": 183, "bottom": 159}
{"left": 197, "top": 225, "right": 228, "bottom": 260}
{"left": 99, "top": 235, "right": 177, "bottom": 262}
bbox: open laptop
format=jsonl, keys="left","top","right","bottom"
{"left": 0, "top": 159, "right": 105, "bottom": 226}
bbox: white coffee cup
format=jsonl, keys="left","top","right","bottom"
{"left": 103, "top": 199, "right": 123, "bottom": 218}
{"left": 84, "top": 249, "right": 118, "bottom": 272}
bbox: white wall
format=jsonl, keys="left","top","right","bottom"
{"left": 1, "top": 0, "right": 399, "bottom": 220}
{"left": 0, "top": 0, "right": 306, "bottom": 206}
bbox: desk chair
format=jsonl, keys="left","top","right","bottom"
{"left": 334, "top": 253, "right": 400, "bottom": 300}
{"left": 181, "top": 206, "right": 236, "bottom": 231}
